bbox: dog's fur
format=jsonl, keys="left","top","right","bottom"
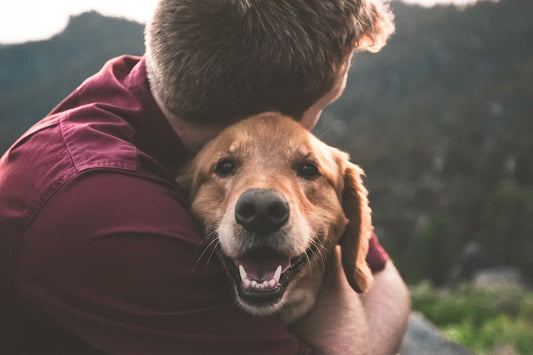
{"left": 177, "top": 113, "right": 373, "bottom": 323}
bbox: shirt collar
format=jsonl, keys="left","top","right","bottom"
{"left": 126, "top": 57, "right": 192, "bottom": 171}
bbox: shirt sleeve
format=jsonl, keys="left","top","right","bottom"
{"left": 366, "top": 232, "right": 390, "bottom": 273}
{"left": 18, "top": 171, "right": 304, "bottom": 354}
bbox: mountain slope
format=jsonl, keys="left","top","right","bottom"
{"left": 0, "top": 11, "right": 144, "bottom": 147}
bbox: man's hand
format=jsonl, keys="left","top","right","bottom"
{"left": 288, "top": 247, "right": 410, "bottom": 354}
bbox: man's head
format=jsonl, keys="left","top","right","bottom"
{"left": 145, "top": 0, "right": 394, "bottom": 127}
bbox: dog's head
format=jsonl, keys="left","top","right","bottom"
{"left": 177, "top": 113, "right": 373, "bottom": 318}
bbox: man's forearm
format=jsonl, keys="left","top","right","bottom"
{"left": 287, "top": 253, "right": 371, "bottom": 354}
{"left": 288, "top": 249, "right": 410, "bottom": 354}
{"left": 361, "top": 261, "right": 411, "bottom": 355}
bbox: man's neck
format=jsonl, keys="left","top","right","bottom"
{"left": 151, "top": 88, "right": 225, "bottom": 153}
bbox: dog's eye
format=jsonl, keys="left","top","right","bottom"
{"left": 215, "top": 159, "right": 236, "bottom": 177}
{"left": 297, "top": 162, "right": 320, "bottom": 180}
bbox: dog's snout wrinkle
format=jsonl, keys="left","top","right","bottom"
{"left": 235, "top": 189, "right": 290, "bottom": 234}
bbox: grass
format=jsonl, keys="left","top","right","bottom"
{"left": 410, "top": 282, "right": 533, "bottom": 354}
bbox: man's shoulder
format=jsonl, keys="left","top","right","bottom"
{"left": 47, "top": 54, "right": 179, "bottom": 180}
{"left": 0, "top": 54, "right": 177, "bottom": 239}
{"left": 48, "top": 55, "right": 146, "bottom": 173}
{"left": 0, "top": 108, "right": 178, "bottom": 226}
{"left": 58, "top": 106, "right": 139, "bottom": 173}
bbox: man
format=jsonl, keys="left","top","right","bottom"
{"left": 0, "top": 0, "right": 409, "bottom": 353}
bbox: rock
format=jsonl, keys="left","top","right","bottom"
{"left": 399, "top": 312, "right": 473, "bottom": 355}
{"left": 472, "top": 266, "right": 525, "bottom": 290}
{"left": 492, "top": 344, "right": 516, "bottom": 355}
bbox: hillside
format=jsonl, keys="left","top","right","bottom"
{"left": 1, "top": 0, "right": 531, "bottom": 284}
{"left": 317, "top": 0, "right": 533, "bottom": 283}
{"left": 0, "top": 11, "right": 145, "bottom": 148}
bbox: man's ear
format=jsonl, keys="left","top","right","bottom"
{"left": 356, "top": 0, "right": 395, "bottom": 53}
{"left": 339, "top": 162, "right": 374, "bottom": 293}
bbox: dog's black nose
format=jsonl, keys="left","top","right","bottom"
{"left": 235, "top": 189, "right": 290, "bottom": 234}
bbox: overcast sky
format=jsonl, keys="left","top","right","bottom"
{"left": 0, "top": 0, "right": 492, "bottom": 44}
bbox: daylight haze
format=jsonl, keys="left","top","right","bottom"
{"left": 0, "top": 0, "right": 495, "bottom": 44}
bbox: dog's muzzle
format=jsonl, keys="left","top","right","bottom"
{"left": 220, "top": 189, "right": 311, "bottom": 309}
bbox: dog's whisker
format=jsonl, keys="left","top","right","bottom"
{"left": 305, "top": 249, "right": 314, "bottom": 272}
{"left": 302, "top": 244, "right": 313, "bottom": 272}
{"left": 193, "top": 230, "right": 219, "bottom": 271}
{"left": 194, "top": 231, "right": 217, "bottom": 262}
{"left": 310, "top": 237, "right": 327, "bottom": 271}
{"left": 309, "top": 246, "right": 320, "bottom": 272}
{"left": 203, "top": 239, "right": 221, "bottom": 277}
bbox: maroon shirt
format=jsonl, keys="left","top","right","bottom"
{"left": 0, "top": 56, "right": 388, "bottom": 353}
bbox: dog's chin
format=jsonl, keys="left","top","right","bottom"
{"left": 220, "top": 250, "right": 310, "bottom": 316}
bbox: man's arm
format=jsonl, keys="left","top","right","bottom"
{"left": 288, "top": 247, "right": 411, "bottom": 355}
{"left": 362, "top": 260, "right": 411, "bottom": 354}
{"left": 17, "top": 172, "right": 306, "bottom": 353}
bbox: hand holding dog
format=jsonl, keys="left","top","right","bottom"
{"left": 290, "top": 249, "right": 410, "bottom": 355}
{"left": 288, "top": 246, "right": 371, "bottom": 354}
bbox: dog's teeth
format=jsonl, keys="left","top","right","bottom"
{"left": 274, "top": 265, "right": 282, "bottom": 282}
{"left": 241, "top": 268, "right": 281, "bottom": 290}
{"left": 243, "top": 277, "right": 280, "bottom": 290}
{"left": 239, "top": 265, "right": 247, "bottom": 281}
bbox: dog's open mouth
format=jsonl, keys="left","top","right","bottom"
{"left": 222, "top": 248, "right": 309, "bottom": 307}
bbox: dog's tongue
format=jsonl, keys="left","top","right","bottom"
{"left": 235, "top": 251, "right": 290, "bottom": 282}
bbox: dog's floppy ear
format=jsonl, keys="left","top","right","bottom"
{"left": 339, "top": 163, "right": 373, "bottom": 293}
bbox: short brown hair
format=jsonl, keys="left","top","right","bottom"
{"left": 145, "top": 0, "right": 394, "bottom": 124}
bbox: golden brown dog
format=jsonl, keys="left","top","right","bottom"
{"left": 177, "top": 113, "right": 373, "bottom": 323}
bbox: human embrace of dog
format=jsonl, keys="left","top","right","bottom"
{"left": 0, "top": 0, "right": 414, "bottom": 351}
{"left": 177, "top": 113, "right": 374, "bottom": 324}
